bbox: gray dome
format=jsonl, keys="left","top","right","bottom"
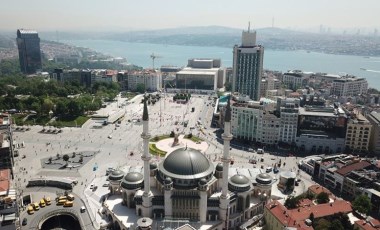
{"left": 229, "top": 174, "right": 250, "bottom": 185}
{"left": 150, "top": 162, "right": 158, "bottom": 170}
{"left": 228, "top": 174, "right": 251, "bottom": 192}
{"left": 124, "top": 172, "right": 143, "bottom": 183}
{"left": 160, "top": 147, "right": 214, "bottom": 179}
{"left": 108, "top": 170, "right": 124, "bottom": 181}
{"left": 199, "top": 178, "right": 207, "bottom": 185}
{"left": 121, "top": 172, "right": 144, "bottom": 190}
{"left": 216, "top": 163, "right": 223, "bottom": 171}
{"left": 256, "top": 173, "right": 272, "bottom": 184}
{"left": 164, "top": 177, "right": 172, "bottom": 184}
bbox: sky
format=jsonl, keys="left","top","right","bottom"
{"left": 1, "top": 0, "right": 379, "bottom": 32}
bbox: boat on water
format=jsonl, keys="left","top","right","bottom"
{"left": 360, "top": 68, "right": 367, "bottom": 71}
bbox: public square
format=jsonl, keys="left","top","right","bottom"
{"left": 12, "top": 93, "right": 316, "bottom": 228}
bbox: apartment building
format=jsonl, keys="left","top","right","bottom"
{"left": 367, "top": 112, "right": 380, "bottom": 154}
{"left": 127, "top": 70, "right": 162, "bottom": 92}
{"left": 345, "top": 113, "right": 372, "bottom": 152}
{"left": 332, "top": 76, "right": 368, "bottom": 97}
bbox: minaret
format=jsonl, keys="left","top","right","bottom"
{"left": 141, "top": 99, "right": 152, "bottom": 217}
{"left": 219, "top": 97, "right": 233, "bottom": 221}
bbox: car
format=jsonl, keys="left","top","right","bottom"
{"left": 273, "top": 168, "right": 279, "bottom": 173}
{"left": 22, "top": 218, "right": 27, "bottom": 226}
{"left": 266, "top": 167, "right": 273, "bottom": 173}
{"left": 103, "top": 183, "right": 109, "bottom": 187}
{"left": 92, "top": 186, "right": 98, "bottom": 191}
{"left": 248, "top": 148, "right": 254, "bottom": 152}
{"left": 108, "top": 135, "right": 112, "bottom": 139}
{"left": 90, "top": 184, "right": 94, "bottom": 189}
{"left": 80, "top": 206, "right": 86, "bottom": 213}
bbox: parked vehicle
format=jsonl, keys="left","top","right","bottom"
{"left": 63, "top": 201, "right": 73, "bottom": 207}
{"left": 44, "top": 197, "right": 51, "bottom": 205}
{"left": 27, "top": 206, "right": 34, "bottom": 214}
{"left": 32, "top": 202, "right": 39, "bottom": 211}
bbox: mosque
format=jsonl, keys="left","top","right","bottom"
{"left": 103, "top": 99, "right": 273, "bottom": 230}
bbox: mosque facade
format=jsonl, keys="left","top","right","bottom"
{"left": 105, "top": 100, "right": 272, "bottom": 230}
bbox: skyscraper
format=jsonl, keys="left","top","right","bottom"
{"left": 232, "top": 27, "right": 264, "bottom": 101}
{"left": 16, "top": 29, "right": 42, "bottom": 74}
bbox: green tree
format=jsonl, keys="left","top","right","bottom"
{"left": 55, "top": 100, "right": 68, "bottom": 115}
{"left": 136, "top": 83, "right": 145, "bottom": 93}
{"left": 224, "top": 82, "right": 232, "bottom": 91}
{"left": 62, "top": 154, "right": 70, "bottom": 165}
{"left": 284, "top": 196, "right": 298, "bottom": 209}
{"left": 316, "top": 192, "right": 330, "bottom": 204}
{"left": 328, "top": 219, "right": 344, "bottom": 230}
{"left": 314, "top": 218, "right": 331, "bottom": 230}
{"left": 41, "top": 98, "right": 54, "bottom": 115}
{"left": 352, "top": 194, "right": 372, "bottom": 215}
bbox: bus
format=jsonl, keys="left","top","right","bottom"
{"left": 63, "top": 201, "right": 74, "bottom": 207}
{"left": 44, "top": 197, "right": 51, "bottom": 205}
{"left": 32, "top": 202, "right": 40, "bottom": 211}
{"left": 27, "top": 205, "right": 34, "bottom": 214}
{"left": 39, "top": 199, "right": 46, "bottom": 208}
{"left": 57, "top": 199, "right": 67, "bottom": 205}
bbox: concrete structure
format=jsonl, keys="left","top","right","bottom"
{"left": 332, "top": 75, "right": 368, "bottom": 97}
{"left": 281, "top": 70, "right": 312, "bottom": 90}
{"left": 345, "top": 113, "right": 372, "bottom": 152}
{"left": 103, "top": 96, "right": 271, "bottom": 229}
{"left": 231, "top": 100, "right": 263, "bottom": 141}
{"left": 128, "top": 70, "right": 162, "bottom": 92}
{"left": 176, "top": 59, "right": 225, "bottom": 91}
{"left": 257, "top": 111, "right": 280, "bottom": 145}
{"left": 232, "top": 29, "right": 264, "bottom": 101}
{"left": 277, "top": 99, "right": 299, "bottom": 145}
{"left": 367, "top": 112, "right": 380, "bottom": 154}
{"left": 296, "top": 105, "right": 347, "bottom": 153}
{"left": 16, "top": 29, "right": 42, "bottom": 74}
{"left": 51, "top": 68, "right": 94, "bottom": 88}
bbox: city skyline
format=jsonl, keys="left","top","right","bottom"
{"left": 1, "top": 0, "right": 380, "bottom": 32}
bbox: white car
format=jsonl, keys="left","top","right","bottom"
{"left": 266, "top": 167, "right": 273, "bottom": 173}
{"left": 108, "top": 135, "right": 112, "bottom": 139}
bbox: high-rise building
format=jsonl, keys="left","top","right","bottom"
{"left": 16, "top": 29, "right": 42, "bottom": 74}
{"left": 232, "top": 28, "right": 264, "bottom": 101}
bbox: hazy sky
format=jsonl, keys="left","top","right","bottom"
{"left": 1, "top": 0, "right": 379, "bottom": 32}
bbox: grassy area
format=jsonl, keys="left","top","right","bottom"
{"left": 51, "top": 116, "right": 90, "bottom": 127}
{"left": 184, "top": 135, "right": 204, "bottom": 142}
{"left": 149, "top": 143, "right": 167, "bottom": 157}
{"left": 122, "top": 91, "right": 138, "bottom": 100}
{"left": 11, "top": 114, "right": 27, "bottom": 125}
{"left": 149, "top": 134, "right": 171, "bottom": 142}
{"left": 23, "top": 115, "right": 51, "bottom": 126}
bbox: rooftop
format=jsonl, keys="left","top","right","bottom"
{"left": 336, "top": 161, "right": 372, "bottom": 176}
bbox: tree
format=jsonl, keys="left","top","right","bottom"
{"left": 224, "top": 82, "right": 232, "bottom": 91}
{"left": 62, "top": 154, "right": 70, "bottom": 165}
{"left": 136, "top": 83, "right": 145, "bottom": 93}
{"left": 328, "top": 219, "right": 344, "bottom": 230}
{"left": 316, "top": 192, "right": 330, "bottom": 204}
{"left": 314, "top": 218, "right": 331, "bottom": 230}
{"left": 170, "top": 131, "right": 175, "bottom": 137}
{"left": 352, "top": 194, "right": 372, "bottom": 215}
{"left": 284, "top": 196, "right": 298, "bottom": 209}
{"left": 41, "top": 98, "right": 54, "bottom": 115}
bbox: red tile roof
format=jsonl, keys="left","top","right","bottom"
{"left": 308, "top": 185, "right": 333, "bottom": 197}
{"left": 0, "top": 169, "right": 10, "bottom": 193}
{"left": 266, "top": 199, "right": 352, "bottom": 229}
{"left": 336, "top": 161, "right": 371, "bottom": 176}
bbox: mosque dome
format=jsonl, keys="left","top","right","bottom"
{"left": 228, "top": 174, "right": 251, "bottom": 192}
{"left": 216, "top": 163, "right": 223, "bottom": 171}
{"left": 108, "top": 170, "right": 124, "bottom": 181}
{"left": 121, "top": 172, "right": 144, "bottom": 190}
{"left": 256, "top": 173, "right": 273, "bottom": 185}
{"left": 158, "top": 147, "right": 214, "bottom": 188}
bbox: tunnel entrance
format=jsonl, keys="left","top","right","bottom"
{"left": 41, "top": 214, "right": 81, "bottom": 230}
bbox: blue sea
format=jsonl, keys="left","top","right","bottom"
{"left": 63, "top": 39, "right": 380, "bottom": 89}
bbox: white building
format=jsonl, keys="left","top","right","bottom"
{"left": 128, "top": 70, "right": 162, "bottom": 92}
{"left": 278, "top": 104, "right": 299, "bottom": 145}
{"left": 332, "top": 76, "right": 368, "bottom": 97}
{"left": 176, "top": 59, "right": 225, "bottom": 91}
{"left": 282, "top": 70, "right": 312, "bottom": 90}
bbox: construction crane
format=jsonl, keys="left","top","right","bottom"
{"left": 150, "top": 53, "right": 162, "bottom": 70}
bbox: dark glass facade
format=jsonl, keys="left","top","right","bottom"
{"left": 16, "top": 29, "right": 42, "bottom": 74}
{"left": 176, "top": 74, "right": 215, "bottom": 90}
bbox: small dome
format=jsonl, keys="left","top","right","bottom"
{"left": 150, "top": 162, "right": 158, "bottom": 170}
{"left": 164, "top": 177, "right": 172, "bottom": 185}
{"left": 230, "top": 174, "right": 250, "bottom": 185}
{"left": 121, "top": 172, "right": 144, "bottom": 190}
{"left": 228, "top": 174, "right": 251, "bottom": 192}
{"left": 108, "top": 170, "right": 124, "bottom": 181}
{"left": 199, "top": 178, "right": 207, "bottom": 186}
{"left": 216, "top": 163, "right": 223, "bottom": 171}
{"left": 256, "top": 173, "right": 272, "bottom": 184}
{"left": 124, "top": 172, "right": 144, "bottom": 183}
